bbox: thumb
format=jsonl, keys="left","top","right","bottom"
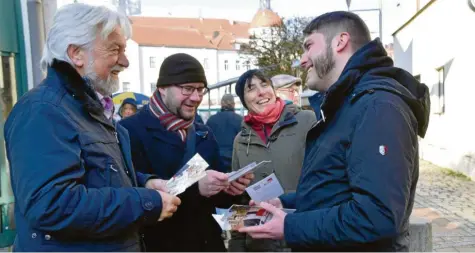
{"left": 210, "top": 170, "right": 228, "bottom": 181}
{"left": 259, "top": 201, "right": 278, "bottom": 214}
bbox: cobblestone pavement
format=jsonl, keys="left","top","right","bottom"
{"left": 413, "top": 160, "right": 475, "bottom": 252}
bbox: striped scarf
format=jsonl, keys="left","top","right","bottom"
{"left": 149, "top": 89, "right": 194, "bottom": 142}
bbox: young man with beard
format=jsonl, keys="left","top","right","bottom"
{"left": 239, "top": 11, "right": 431, "bottom": 251}
{"left": 119, "top": 53, "right": 253, "bottom": 252}
{"left": 3, "top": 3, "right": 181, "bottom": 251}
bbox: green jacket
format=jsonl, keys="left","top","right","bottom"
{"left": 228, "top": 104, "right": 316, "bottom": 252}
{"left": 232, "top": 104, "right": 316, "bottom": 193}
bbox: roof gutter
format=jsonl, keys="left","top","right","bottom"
{"left": 392, "top": 0, "right": 437, "bottom": 36}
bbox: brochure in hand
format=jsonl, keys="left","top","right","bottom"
{"left": 212, "top": 204, "right": 296, "bottom": 231}
{"left": 227, "top": 160, "right": 271, "bottom": 182}
{"left": 166, "top": 153, "right": 208, "bottom": 196}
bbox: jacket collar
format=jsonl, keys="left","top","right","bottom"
{"left": 139, "top": 105, "right": 210, "bottom": 147}
{"left": 239, "top": 104, "right": 297, "bottom": 145}
{"left": 312, "top": 38, "right": 393, "bottom": 124}
{"left": 49, "top": 60, "right": 114, "bottom": 128}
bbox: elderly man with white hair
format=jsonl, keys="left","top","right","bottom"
{"left": 3, "top": 3, "right": 181, "bottom": 251}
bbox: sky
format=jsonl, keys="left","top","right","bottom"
{"left": 136, "top": 0, "right": 419, "bottom": 45}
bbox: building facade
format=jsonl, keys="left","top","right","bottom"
{"left": 393, "top": 0, "right": 475, "bottom": 179}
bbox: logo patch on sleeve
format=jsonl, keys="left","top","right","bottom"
{"left": 379, "top": 145, "right": 387, "bottom": 155}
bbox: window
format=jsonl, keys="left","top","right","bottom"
{"left": 236, "top": 60, "right": 240, "bottom": 71}
{"left": 203, "top": 58, "right": 209, "bottom": 69}
{"left": 224, "top": 60, "right": 229, "bottom": 71}
{"left": 244, "top": 61, "right": 250, "bottom": 70}
{"left": 151, "top": 82, "right": 156, "bottom": 93}
{"left": 149, "top": 57, "right": 156, "bottom": 68}
{"left": 435, "top": 67, "right": 445, "bottom": 114}
{"left": 122, "top": 82, "right": 131, "bottom": 92}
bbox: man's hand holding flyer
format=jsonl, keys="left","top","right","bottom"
{"left": 212, "top": 204, "right": 295, "bottom": 231}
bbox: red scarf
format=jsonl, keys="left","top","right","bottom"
{"left": 244, "top": 98, "right": 285, "bottom": 143}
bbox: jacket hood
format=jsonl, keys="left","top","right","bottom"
{"left": 314, "top": 38, "right": 430, "bottom": 137}
{"left": 118, "top": 98, "right": 137, "bottom": 117}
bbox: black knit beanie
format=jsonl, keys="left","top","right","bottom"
{"left": 235, "top": 69, "right": 259, "bottom": 109}
{"left": 157, "top": 53, "right": 207, "bottom": 87}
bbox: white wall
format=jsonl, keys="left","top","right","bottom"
{"left": 138, "top": 46, "right": 219, "bottom": 96}
{"left": 393, "top": 0, "right": 475, "bottom": 179}
{"left": 118, "top": 39, "right": 141, "bottom": 93}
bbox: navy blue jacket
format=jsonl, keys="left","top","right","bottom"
{"left": 119, "top": 106, "right": 230, "bottom": 252}
{"left": 280, "top": 39, "right": 430, "bottom": 251}
{"left": 4, "top": 60, "right": 163, "bottom": 252}
{"left": 206, "top": 109, "right": 243, "bottom": 172}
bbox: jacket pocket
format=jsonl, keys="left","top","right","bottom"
{"left": 78, "top": 132, "right": 121, "bottom": 188}
{"left": 106, "top": 157, "right": 127, "bottom": 187}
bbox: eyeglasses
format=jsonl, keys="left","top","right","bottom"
{"left": 176, "top": 85, "right": 209, "bottom": 96}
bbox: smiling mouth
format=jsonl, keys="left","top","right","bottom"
{"left": 257, "top": 98, "right": 270, "bottom": 105}
{"left": 183, "top": 104, "right": 196, "bottom": 110}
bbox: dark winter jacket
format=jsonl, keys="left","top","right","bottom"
{"left": 4, "top": 60, "right": 162, "bottom": 252}
{"left": 280, "top": 38, "right": 430, "bottom": 251}
{"left": 206, "top": 108, "right": 243, "bottom": 172}
{"left": 119, "top": 105, "right": 230, "bottom": 252}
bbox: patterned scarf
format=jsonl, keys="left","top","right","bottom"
{"left": 149, "top": 89, "right": 194, "bottom": 142}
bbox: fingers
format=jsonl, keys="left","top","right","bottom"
{"left": 225, "top": 184, "right": 244, "bottom": 196}
{"left": 230, "top": 181, "right": 247, "bottom": 192}
{"left": 171, "top": 196, "right": 181, "bottom": 206}
{"left": 259, "top": 202, "right": 278, "bottom": 214}
{"left": 247, "top": 232, "right": 273, "bottom": 239}
{"left": 244, "top": 172, "right": 255, "bottom": 180}
{"left": 238, "top": 224, "right": 267, "bottom": 234}
{"left": 207, "top": 170, "right": 229, "bottom": 182}
{"left": 249, "top": 200, "right": 257, "bottom": 206}
{"left": 237, "top": 177, "right": 251, "bottom": 186}
{"left": 158, "top": 191, "right": 181, "bottom": 221}
{"left": 204, "top": 171, "right": 230, "bottom": 188}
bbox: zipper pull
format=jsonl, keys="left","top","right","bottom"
{"left": 114, "top": 131, "right": 119, "bottom": 143}
{"left": 110, "top": 164, "right": 118, "bottom": 172}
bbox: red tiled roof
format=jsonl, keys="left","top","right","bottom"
{"left": 129, "top": 16, "right": 251, "bottom": 50}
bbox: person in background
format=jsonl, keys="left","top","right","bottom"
{"left": 206, "top": 94, "right": 243, "bottom": 173}
{"left": 119, "top": 53, "right": 253, "bottom": 252}
{"left": 228, "top": 69, "right": 316, "bottom": 252}
{"left": 118, "top": 97, "right": 138, "bottom": 119}
{"left": 3, "top": 3, "right": 180, "bottom": 251}
{"left": 271, "top": 74, "right": 302, "bottom": 107}
{"left": 239, "top": 11, "right": 430, "bottom": 252}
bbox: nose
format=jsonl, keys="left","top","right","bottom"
{"left": 300, "top": 53, "right": 310, "bottom": 69}
{"left": 256, "top": 85, "right": 267, "bottom": 97}
{"left": 118, "top": 52, "right": 129, "bottom": 68}
{"left": 189, "top": 89, "right": 202, "bottom": 102}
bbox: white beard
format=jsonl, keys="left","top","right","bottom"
{"left": 84, "top": 56, "right": 120, "bottom": 96}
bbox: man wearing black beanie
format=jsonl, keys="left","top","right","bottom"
{"left": 119, "top": 53, "right": 254, "bottom": 251}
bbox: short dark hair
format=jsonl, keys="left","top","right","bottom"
{"left": 303, "top": 11, "right": 371, "bottom": 52}
{"left": 245, "top": 70, "right": 272, "bottom": 90}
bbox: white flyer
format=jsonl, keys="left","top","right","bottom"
{"left": 212, "top": 204, "right": 296, "bottom": 231}
{"left": 227, "top": 160, "right": 271, "bottom": 182}
{"left": 166, "top": 153, "right": 208, "bottom": 196}
{"left": 245, "top": 173, "right": 284, "bottom": 202}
